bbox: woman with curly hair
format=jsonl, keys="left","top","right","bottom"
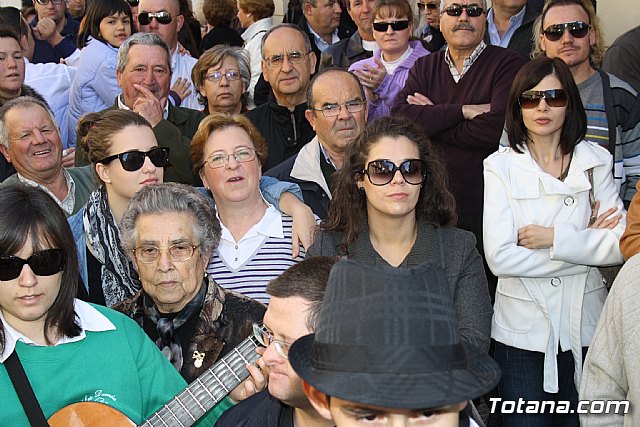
{"left": 308, "top": 116, "right": 492, "bottom": 352}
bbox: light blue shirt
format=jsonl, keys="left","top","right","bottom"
{"left": 487, "top": 5, "right": 527, "bottom": 48}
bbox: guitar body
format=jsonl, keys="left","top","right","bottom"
{"left": 49, "top": 402, "right": 136, "bottom": 426}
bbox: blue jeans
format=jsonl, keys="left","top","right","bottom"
{"left": 493, "top": 342, "right": 587, "bottom": 427}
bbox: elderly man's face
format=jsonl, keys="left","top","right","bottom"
{"left": 138, "top": 0, "right": 183, "bottom": 51}
{"left": 439, "top": 0, "right": 486, "bottom": 54}
{"left": 348, "top": 0, "right": 374, "bottom": 37}
{"left": 304, "top": 0, "right": 342, "bottom": 36}
{"left": 0, "top": 37, "right": 25, "bottom": 99}
{"left": 0, "top": 104, "right": 63, "bottom": 182}
{"left": 34, "top": 0, "right": 67, "bottom": 24}
{"left": 133, "top": 212, "right": 206, "bottom": 313}
{"left": 117, "top": 44, "right": 171, "bottom": 108}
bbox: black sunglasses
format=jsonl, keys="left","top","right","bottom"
{"left": 519, "top": 89, "right": 568, "bottom": 109}
{"left": 99, "top": 147, "right": 170, "bottom": 172}
{"left": 126, "top": 0, "right": 140, "bottom": 6}
{"left": 361, "top": 159, "right": 427, "bottom": 186}
{"left": 443, "top": 4, "right": 484, "bottom": 17}
{"left": 0, "top": 249, "right": 65, "bottom": 281}
{"left": 543, "top": 21, "right": 590, "bottom": 42}
{"left": 372, "top": 20, "right": 410, "bottom": 32}
{"left": 417, "top": 2, "right": 438, "bottom": 11}
{"left": 138, "top": 11, "right": 172, "bottom": 25}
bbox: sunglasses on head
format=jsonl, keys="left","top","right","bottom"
{"left": 519, "top": 89, "right": 568, "bottom": 109}
{"left": 138, "top": 11, "right": 172, "bottom": 25}
{"left": 99, "top": 147, "right": 170, "bottom": 172}
{"left": 417, "top": 2, "right": 438, "bottom": 11}
{"left": 361, "top": 159, "right": 427, "bottom": 186}
{"left": 372, "top": 20, "right": 410, "bottom": 32}
{"left": 0, "top": 249, "right": 65, "bottom": 281}
{"left": 543, "top": 21, "right": 590, "bottom": 41}
{"left": 443, "top": 4, "right": 484, "bottom": 17}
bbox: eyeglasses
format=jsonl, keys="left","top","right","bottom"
{"left": 361, "top": 159, "right": 427, "bottom": 186}
{"left": 98, "top": 147, "right": 170, "bottom": 172}
{"left": 253, "top": 323, "right": 291, "bottom": 359}
{"left": 205, "top": 147, "right": 257, "bottom": 169}
{"left": 34, "top": 0, "right": 65, "bottom": 5}
{"left": 205, "top": 70, "right": 242, "bottom": 83}
{"left": 519, "top": 89, "right": 568, "bottom": 109}
{"left": 372, "top": 20, "right": 410, "bottom": 32}
{"left": 263, "top": 51, "right": 311, "bottom": 68}
{"left": 417, "top": 2, "right": 438, "bottom": 12}
{"left": 0, "top": 249, "right": 65, "bottom": 281}
{"left": 443, "top": 4, "right": 484, "bottom": 17}
{"left": 542, "top": 21, "right": 590, "bottom": 42}
{"left": 311, "top": 100, "right": 366, "bottom": 117}
{"left": 133, "top": 244, "right": 199, "bottom": 264}
{"left": 126, "top": 0, "right": 140, "bottom": 6}
{"left": 138, "top": 11, "right": 172, "bottom": 25}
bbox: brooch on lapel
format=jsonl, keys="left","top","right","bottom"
{"left": 193, "top": 351, "right": 205, "bottom": 368}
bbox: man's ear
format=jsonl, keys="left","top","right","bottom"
{"left": 0, "top": 144, "right": 11, "bottom": 163}
{"left": 176, "top": 14, "right": 185, "bottom": 32}
{"left": 116, "top": 69, "right": 123, "bottom": 89}
{"left": 305, "top": 109, "right": 317, "bottom": 130}
{"left": 302, "top": 381, "right": 334, "bottom": 421}
{"left": 308, "top": 51, "right": 317, "bottom": 74}
{"left": 303, "top": 1, "right": 314, "bottom": 17}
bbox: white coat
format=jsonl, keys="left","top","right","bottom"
{"left": 483, "top": 140, "right": 625, "bottom": 393}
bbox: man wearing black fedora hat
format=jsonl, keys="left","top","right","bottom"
{"left": 215, "top": 256, "right": 338, "bottom": 427}
{"left": 289, "top": 260, "right": 502, "bottom": 427}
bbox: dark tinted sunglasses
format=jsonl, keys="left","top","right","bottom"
{"left": 361, "top": 159, "right": 427, "bottom": 186}
{"left": 0, "top": 249, "right": 65, "bottom": 281}
{"left": 372, "top": 20, "right": 410, "bottom": 32}
{"left": 417, "top": 2, "right": 438, "bottom": 11}
{"left": 519, "top": 89, "right": 568, "bottom": 109}
{"left": 126, "top": 0, "right": 140, "bottom": 6}
{"left": 99, "top": 147, "right": 170, "bottom": 172}
{"left": 444, "top": 4, "right": 484, "bottom": 17}
{"left": 138, "top": 11, "right": 172, "bottom": 25}
{"left": 543, "top": 21, "right": 590, "bottom": 42}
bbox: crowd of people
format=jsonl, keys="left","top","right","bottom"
{"left": 0, "top": 0, "right": 640, "bottom": 425}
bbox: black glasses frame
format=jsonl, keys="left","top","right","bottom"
{"left": 98, "top": 147, "right": 170, "bottom": 172}
{"left": 417, "top": 2, "right": 439, "bottom": 12}
{"left": 443, "top": 4, "right": 484, "bottom": 17}
{"left": 542, "top": 21, "right": 590, "bottom": 42}
{"left": 519, "top": 89, "right": 568, "bottom": 109}
{"left": 0, "top": 249, "right": 65, "bottom": 281}
{"left": 372, "top": 20, "right": 410, "bottom": 32}
{"left": 361, "top": 159, "right": 427, "bottom": 186}
{"left": 138, "top": 11, "right": 172, "bottom": 25}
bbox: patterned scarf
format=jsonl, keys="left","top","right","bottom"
{"left": 143, "top": 279, "right": 208, "bottom": 371}
{"left": 83, "top": 187, "right": 141, "bottom": 307}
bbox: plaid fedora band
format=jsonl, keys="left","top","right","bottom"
{"left": 310, "top": 341, "right": 469, "bottom": 374}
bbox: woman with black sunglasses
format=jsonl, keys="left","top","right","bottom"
{"left": 0, "top": 184, "right": 220, "bottom": 425}
{"left": 483, "top": 57, "right": 625, "bottom": 426}
{"left": 348, "top": 0, "right": 429, "bottom": 122}
{"left": 308, "top": 116, "right": 493, "bottom": 352}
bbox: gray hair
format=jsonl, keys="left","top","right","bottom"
{"left": 306, "top": 69, "right": 365, "bottom": 108}
{"left": 260, "top": 23, "right": 313, "bottom": 59}
{"left": 0, "top": 97, "right": 59, "bottom": 149}
{"left": 192, "top": 45, "right": 251, "bottom": 106}
{"left": 116, "top": 32, "right": 172, "bottom": 74}
{"left": 120, "top": 183, "right": 222, "bottom": 262}
{"left": 439, "top": 0, "right": 486, "bottom": 13}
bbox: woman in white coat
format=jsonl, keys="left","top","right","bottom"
{"left": 483, "top": 57, "right": 625, "bottom": 427}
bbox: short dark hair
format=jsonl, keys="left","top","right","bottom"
{"left": 505, "top": 56, "right": 586, "bottom": 155}
{"left": 0, "top": 185, "right": 81, "bottom": 351}
{"left": 267, "top": 257, "right": 338, "bottom": 331}
{"left": 306, "top": 69, "right": 365, "bottom": 109}
{"left": 0, "top": 7, "right": 22, "bottom": 35}
{"left": 203, "top": 0, "right": 236, "bottom": 26}
{"left": 77, "top": 0, "right": 135, "bottom": 49}
{"left": 322, "top": 116, "right": 457, "bottom": 248}
{"left": 0, "top": 26, "right": 21, "bottom": 45}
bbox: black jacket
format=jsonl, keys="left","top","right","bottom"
{"left": 319, "top": 31, "right": 373, "bottom": 71}
{"left": 214, "top": 390, "right": 294, "bottom": 427}
{"left": 245, "top": 92, "right": 315, "bottom": 171}
{"left": 484, "top": 4, "right": 539, "bottom": 61}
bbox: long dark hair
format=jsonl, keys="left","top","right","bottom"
{"left": 322, "top": 116, "right": 457, "bottom": 247}
{"left": 0, "top": 186, "right": 81, "bottom": 350}
{"left": 78, "top": 0, "right": 135, "bottom": 49}
{"left": 505, "top": 57, "right": 586, "bottom": 154}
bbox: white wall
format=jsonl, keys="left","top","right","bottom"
{"left": 597, "top": 0, "right": 640, "bottom": 46}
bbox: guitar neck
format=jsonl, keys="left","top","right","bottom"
{"left": 140, "top": 335, "right": 260, "bottom": 427}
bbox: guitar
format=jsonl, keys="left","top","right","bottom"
{"left": 48, "top": 335, "right": 262, "bottom": 426}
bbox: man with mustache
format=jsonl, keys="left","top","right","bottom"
{"left": 266, "top": 69, "right": 368, "bottom": 219}
{"left": 392, "top": 0, "right": 524, "bottom": 300}
{"left": 532, "top": 0, "right": 640, "bottom": 205}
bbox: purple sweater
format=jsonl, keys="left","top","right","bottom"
{"left": 349, "top": 40, "right": 430, "bottom": 121}
{"left": 392, "top": 45, "right": 524, "bottom": 216}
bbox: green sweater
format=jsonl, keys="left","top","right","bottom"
{"left": 0, "top": 303, "right": 231, "bottom": 426}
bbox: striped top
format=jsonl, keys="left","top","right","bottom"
{"left": 207, "top": 210, "right": 304, "bottom": 304}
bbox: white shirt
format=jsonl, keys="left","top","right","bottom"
{"left": 307, "top": 23, "right": 340, "bottom": 53}
{"left": 170, "top": 48, "right": 200, "bottom": 110}
{"left": 217, "top": 203, "right": 284, "bottom": 270}
{"left": 18, "top": 168, "right": 76, "bottom": 215}
{"left": 0, "top": 300, "right": 115, "bottom": 362}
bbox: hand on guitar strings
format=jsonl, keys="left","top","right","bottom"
{"left": 229, "top": 347, "right": 269, "bottom": 403}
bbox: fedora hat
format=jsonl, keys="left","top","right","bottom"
{"left": 289, "top": 259, "right": 500, "bottom": 410}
